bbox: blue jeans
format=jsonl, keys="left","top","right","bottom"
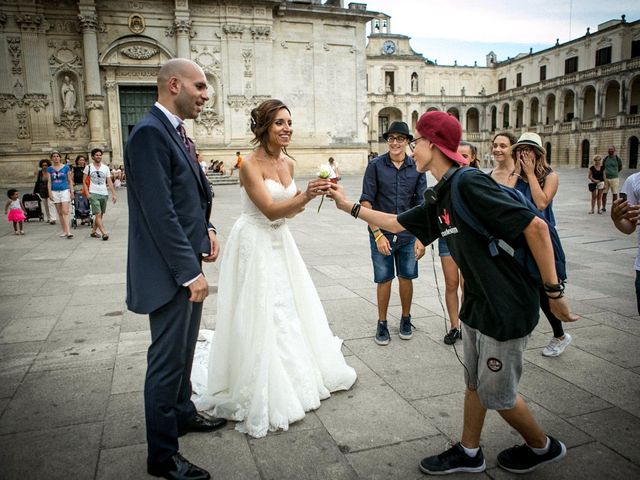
{"left": 369, "top": 235, "right": 418, "bottom": 283}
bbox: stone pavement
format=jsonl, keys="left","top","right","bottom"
{"left": 1, "top": 167, "right": 639, "bottom": 480}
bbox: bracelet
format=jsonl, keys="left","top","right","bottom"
{"left": 350, "top": 202, "right": 361, "bottom": 219}
{"left": 371, "top": 227, "right": 381, "bottom": 234}
{"left": 543, "top": 281, "right": 565, "bottom": 299}
{"left": 374, "top": 233, "right": 384, "bottom": 242}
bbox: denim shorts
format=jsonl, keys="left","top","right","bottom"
{"left": 369, "top": 235, "right": 418, "bottom": 283}
{"left": 462, "top": 323, "right": 529, "bottom": 410}
{"left": 438, "top": 237, "right": 450, "bottom": 257}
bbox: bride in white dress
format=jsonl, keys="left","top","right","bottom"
{"left": 192, "top": 99, "right": 357, "bottom": 438}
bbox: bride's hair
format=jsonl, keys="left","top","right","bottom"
{"left": 250, "top": 99, "right": 293, "bottom": 158}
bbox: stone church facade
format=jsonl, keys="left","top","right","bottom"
{"left": 366, "top": 13, "right": 640, "bottom": 168}
{"left": 0, "top": 0, "right": 373, "bottom": 184}
{"left": 1, "top": 1, "right": 639, "bottom": 185}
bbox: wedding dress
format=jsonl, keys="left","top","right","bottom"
{"left": 191, "top": 179, "right": 357, "bottom": 438}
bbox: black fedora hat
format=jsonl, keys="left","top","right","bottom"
{"left": 382, "top": 121, "right": 413, "bottom": 142}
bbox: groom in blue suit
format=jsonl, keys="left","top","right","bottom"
{"left": 125, "top": 59, "right": 226, "bottom": 480}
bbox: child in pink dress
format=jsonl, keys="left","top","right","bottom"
{"left": 5, "top": 188, "right": 27, "bottom": 235}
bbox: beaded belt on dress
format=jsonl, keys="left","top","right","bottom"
{"left": 242, "top": 214, "right": 286, "bottom": 229}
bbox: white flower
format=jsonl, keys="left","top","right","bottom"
{"left": 317, "top": 165, "right": 332, "bottom": 179}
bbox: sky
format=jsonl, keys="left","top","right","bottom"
{"left": 361, "top": 0, "right": 640, "bottom": 66}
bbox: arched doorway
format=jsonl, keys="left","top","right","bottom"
{"left": 545, "top": 142, "right": 552, "bottom": 164}
{"left": 490, "top": 106, "right": 497, "bottom": 131}
{"left": 447, "top": 107, "right": 460, "bottom": 120}
{"left": 466, "top": 108, "right": 479, "bottom": 133}
{"left": 581, "top": 139, "right": 590, "bottom": 167}
{"left": 629, "top": 136, "right": 639, "bottom": 168}
{"left": 604, "top": 80, "right": 620, "bottom": 118}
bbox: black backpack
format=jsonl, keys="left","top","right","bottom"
{"left": 449, "top": 167, "right": 567, "bottom": 285}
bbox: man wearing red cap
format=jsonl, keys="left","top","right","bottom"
{"left": 328, "top": 111, "right": 578, "bottom": 475}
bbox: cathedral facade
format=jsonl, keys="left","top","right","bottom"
{"left": 0, "top": 0, "right": 372, "bottom": 184}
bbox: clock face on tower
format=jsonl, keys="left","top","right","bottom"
{"left": 382, "top": 40, "right": 396, "bottom": 55}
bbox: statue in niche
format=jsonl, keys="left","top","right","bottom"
{"left": 61, "top": 76, "right": 76, "bottom": 113}
{"left": 411, "top": 74, "right": 418, "bottom": 92}
{"left": 440, "top": 86, "right": 445, "bottom": 96}
{"left": 461, "top": 86, "right": 466, "bottom": 96}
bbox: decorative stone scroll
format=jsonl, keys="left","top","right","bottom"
{"left": 242, "top": 49, "right": 253, "bottom": 77}
{"left": 250, "top": 26, "right": 270, "bottom": 40}
{"left": 121, "top": 46, "right": 158, "bottom": 60}
{"left": 24, "top": 94, "right": 49, "bottom": 113}
{"left": 78, "top": 14, "right": 98, "bottom": 32}
{"left": 227, "top": 94, "right": 271, "bottom": 112}
{"left": 17, "top": 110, "right": 30, "bottom": 139}
{"left": 222, "top": 24, "right": 245, "bottom": 38}
{"left": 166, "top": 19, "right": 195, "bottom": 38}
{"left": 7, "top": 37, "right": 22, "bottom": 75}
{"left": 0, "top": 94, "right": 17, "bottom": 113}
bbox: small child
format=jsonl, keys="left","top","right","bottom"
{"left": 5, "top": 189, "right": 27, "bottom": 235}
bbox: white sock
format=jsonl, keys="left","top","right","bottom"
{"left": 460, "top": 443, "right": 480, "bottom": 458}
{"left": 529, "top": 436, "right": 550, "bottom": 455}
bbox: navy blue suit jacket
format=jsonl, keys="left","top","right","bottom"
{"left": 125, "top": 105, "right": 213, "bottom": 314}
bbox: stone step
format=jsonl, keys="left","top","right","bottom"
{"left": 207, "top": 175, "right": 239, "bottom": 186}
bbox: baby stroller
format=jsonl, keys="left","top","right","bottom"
{"left": 22, "top": 193, "right": 43, "bottom": 222}
{"left": 71, "top": 191, "right": 93, "bottom": 229}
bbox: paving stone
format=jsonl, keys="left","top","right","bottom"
{"left": 120, "top": 310, "right": 149, "bottom": 333}
{"left": 583, "top": 310, "right": 640, "bottom": 336}
{"left": 0, "top": 365, "right": 112, "bottom": 434}
{"left": 0, "top": 422, "right": 102, "bottom": 480}
{"left": 525, "top": 347, "right": 640, "bottom": 417}
{"left": 566, "top": 324, "right": 640, "bottom": 368}
{"left": 95, "top": 443, "right": 149, "bottom": 480}
{"left": 346, "top": 333, "right": 464, "bottom": 400}
{"left": 489, "top": 441, "right": 640, "bottom": 479}
{"left": 53, "top": 302, "right": 124, "bottom": 331}
{"left": 31, "top": 325, "right": 119, "bottom": 372}
{"left": 248, "top": 428, "right": 358, "bottom": 479}
{"left": 12, "top": 293, "right": 71, "bottom": 319}
{"left": 346, "top": 436, "right": 493, "bottom": 480}
{"left": 567, "top": 407, "right": 640, "bottom": 466}
{"left": 0, "top": 315, "right": 58, "bottom": 343}
{"left": 316, "top": 284, "right": 360, "bottom": 301}
{"left": 111, "top": 350, "right": 146, "bottom": 395}
{"left": 68, "top": 283, "right": 126, "bottom": 305}
{"left": 313, "top": 356, "right": 439, "bottom": 452}
{"left": 519, "top": 362, "right": 612, "bottom": 417}
{"left": 323, "top": 297, "right": 379, "bottom": 340}
{"left": 0, "top": 341, "right": 41, "bottom": 398}
{"left": 102, "top": 391, "right": 146, "bottom": 449}
{"left": 117, "top": 330, "right": 151, "bottom": 356}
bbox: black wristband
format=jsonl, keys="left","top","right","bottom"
{"left": 543, "top": 281, "right": 565, "bottom": 299}
{"left": 350, "top": 202, "right": 361, "bottom": 219}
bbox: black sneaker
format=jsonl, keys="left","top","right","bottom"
{"left": 375, "top": 321, "right": 390, "bottom": 346}
{"left": 444, "top": 328, "right": 461, "bottom": 345}
{"left": 420, "top": 442, "right": 486, "bottom": 475}
{"left": 399, "top": 315, "right": 414, "bottom": 340}
{"left": 497, "top": 436, "right": 566, "bottom": 474}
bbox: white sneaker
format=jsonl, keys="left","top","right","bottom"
{"left": 542, "top": 333, "right": 572, "bottom": 357}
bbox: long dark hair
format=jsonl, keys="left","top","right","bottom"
{"left": 250, "top": 99, "right": 292, "bottom": 158}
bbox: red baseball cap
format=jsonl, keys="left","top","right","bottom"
{"left": 416, "top": 111, "right": 468, "bottom": 166}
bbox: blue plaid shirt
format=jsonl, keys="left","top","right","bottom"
{"left": 360, "top": 152, "right": 427, "bottom": 245}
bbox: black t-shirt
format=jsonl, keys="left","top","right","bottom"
{"left": 398, "top": 169, "right": 539, "bottom": 341}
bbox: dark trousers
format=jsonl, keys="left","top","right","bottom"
{"left": 539, "top": 288, "right": 565, "bottom": 338}
{"left": 636, "top": 270, "right": 640, "bottom": 316}
{"left": 145, "top": 287, "right": 202, "bottom": 464}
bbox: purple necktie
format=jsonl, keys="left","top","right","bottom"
{"left": 177, "top": 123, "right": 196, "bottom": 162}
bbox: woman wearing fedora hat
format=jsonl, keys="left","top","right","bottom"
{"left": 509, "top": 132, "right": 572, "bottom": 358}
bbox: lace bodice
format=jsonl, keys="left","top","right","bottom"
{"left": 240, "top": 179, "right": 296, "bottom": 227}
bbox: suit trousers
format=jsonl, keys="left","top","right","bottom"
{"left": 145, "top": 286, "right": 202, "bottom": 463}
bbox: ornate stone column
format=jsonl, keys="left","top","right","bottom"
{"left": 78, "top": 11, "right": 105, "bottom": 148}
{"left": 15, "top": 14, "right": 51, "bottom": 145}
{"left": 174, "top": 20, "right": 193, "bottom": 58}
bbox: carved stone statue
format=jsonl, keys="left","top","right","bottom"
{"left": 411, "top": 74, "right": 418, "bottom": 92}
{"left": 61, "top": 75, "right": 76, "bottom": 113}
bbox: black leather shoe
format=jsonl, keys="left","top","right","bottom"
{"left": 178, "top": 412, "right": 227, "bottom": 436}
{"left": 147, "top": 453, "right": 210, "bottom": 480}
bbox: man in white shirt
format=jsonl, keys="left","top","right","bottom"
{"left": 84, "top": 148, "right": 117, "bottom": 240}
